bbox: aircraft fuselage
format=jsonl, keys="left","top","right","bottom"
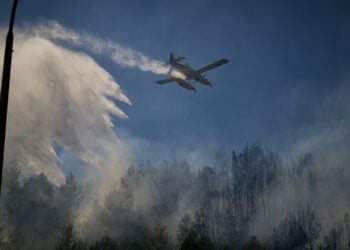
{"left": 170, "top": 62, "right": 212, "bottom": 87}
{"left": 155, "top": 53, "right": 228, "bottom": 92}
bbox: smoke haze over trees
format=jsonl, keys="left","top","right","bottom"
{"left": 0, "top": 19, "right": 349, "bottom": 250}
{"left": 0, "top": 144, "right": 349, "bottom": 249}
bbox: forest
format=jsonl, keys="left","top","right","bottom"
{"left": 0, "top": 144, "right": 349, "bottom": 250}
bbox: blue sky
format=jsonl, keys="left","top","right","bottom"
{"left": 1, "top": 0, "right": 349, "bottom": 162}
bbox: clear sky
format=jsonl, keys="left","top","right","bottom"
{"left": 1, "top": 0, "right": 349, "bottom": 163}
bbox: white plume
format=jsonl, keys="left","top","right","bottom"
{"left": 0, "top": 24, "right": 131, "bottom": 183}
{"left": 31, "top": 21, "right": 170, "bottom": 75}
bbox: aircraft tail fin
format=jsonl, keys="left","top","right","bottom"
{"left": 169, "top": 53, "right": 176, "bottom": 64}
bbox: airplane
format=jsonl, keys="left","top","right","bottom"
{"left": 156, "top": 53, "right": 229, "bottom": 92}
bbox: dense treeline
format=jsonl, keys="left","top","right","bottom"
{"left": 0, "top": 144, "right": 349, "bottom": 249}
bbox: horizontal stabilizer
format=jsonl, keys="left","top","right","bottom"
{"left": 156, "top": 78, "right": 174, "bottom": 85}
{"left": 196, "top": 58, "right": 229, "bottom": 74}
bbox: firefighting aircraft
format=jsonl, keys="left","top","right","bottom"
{"left": 156, "top": 53, "right": 229, "bottom": 92}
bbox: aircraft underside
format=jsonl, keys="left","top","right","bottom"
{"left": 176, "top": 79, "right": 196, "bottom": 92}
{"left": 156, "top": 53, "right": 228, "bottom": 92}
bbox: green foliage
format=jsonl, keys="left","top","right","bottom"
{"left": 177, "top": 211, "right": 215, "bottom": 250}
{"left": 180, "top": 229, "right": 215, "bottom": 250}
{"left": 55, "top": 223, "right": 86, "bottom": 250}
{"left": 89, "top": 235, "right": 117, "bottom": 250}
{"left": 99, "top": 187, "right": 148, "bottom": 244}
{"left": 242, "top": 236, "right": 266, "bottom": 250}
{"left": 1, "top": 145, "right": 349, "bottom": 249}
{"left": 146, "top": 224, "right": 169, "bottom": 250}
{"left": 272, "top": 212, "right": 307, "bottom": 249}
{"left": 272, "top": 206, "right": 321, "bottom": 250}
{"left": 177, "top": 214, "right": 192, "bottom": 245}
{"left": 319, "top": 225, "right": 344, "bottom": 250}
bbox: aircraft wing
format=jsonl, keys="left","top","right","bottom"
{"left": 156, "top": 78, "right": 175, "bottom": 84}
{"left": 195, "top": 59, "right": 229, "bottom": 74}
{"left": 175, "top": 56, "right": 186, "bottom": 62}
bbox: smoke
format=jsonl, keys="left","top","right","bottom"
{"left": 248, "top": 77, "right": 350, "bottom": 240}
{"left": 290, "top": 79, "right": 350, "bottom": 165}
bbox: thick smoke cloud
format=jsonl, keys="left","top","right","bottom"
{"left": 0, "top": 24, "right": 133, "bottom": 183}
{"left": 287, "top": 78, "right": 350, "bottom": 165}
